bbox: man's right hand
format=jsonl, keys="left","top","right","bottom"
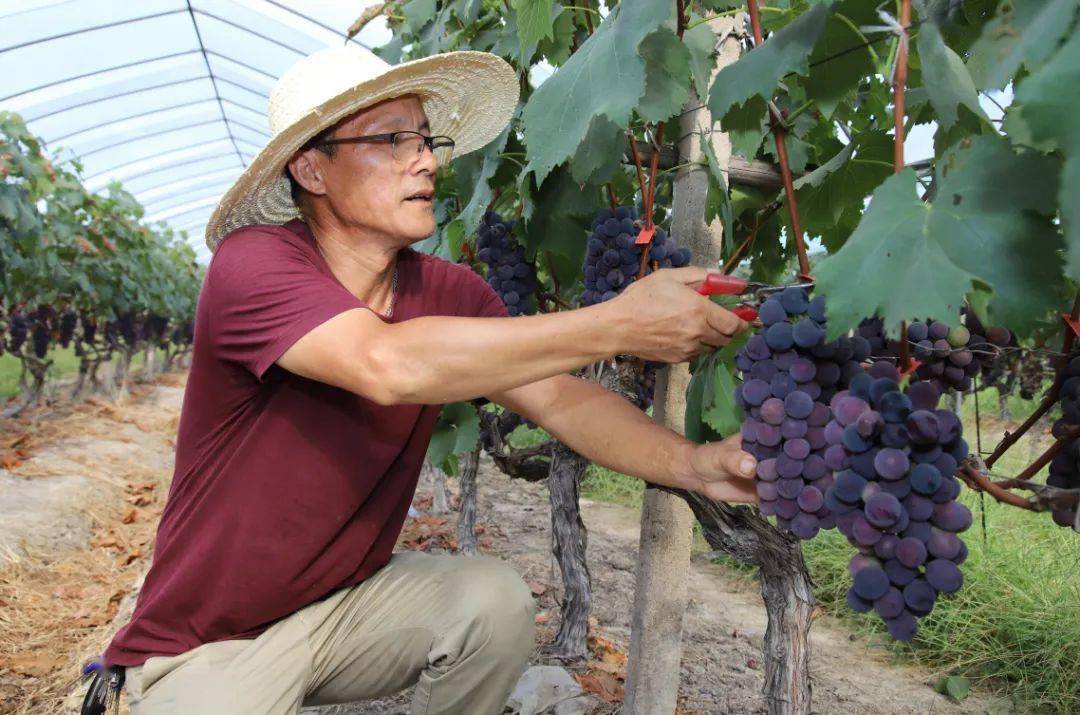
{"left": 604, "top": 267, "right": 749, "bottom": 363}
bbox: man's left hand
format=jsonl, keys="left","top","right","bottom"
{"left": 682, "top": 433, "right": 758, "bottom": 503}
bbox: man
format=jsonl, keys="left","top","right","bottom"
{"left": 94, "top": 45, "right": 755, "bottom": 714}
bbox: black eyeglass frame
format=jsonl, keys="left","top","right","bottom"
{"left": 307, "top": 130, "right": 455, "bottom": 162}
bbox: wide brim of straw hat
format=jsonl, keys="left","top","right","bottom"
{"left": 204, "top": 50, "right": 517, "bottom": 251}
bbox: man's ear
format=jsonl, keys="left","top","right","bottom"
{"left": 287, "top": 149, "right": 327, "bottom": 198}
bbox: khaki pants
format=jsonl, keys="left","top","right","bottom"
{"left": 124, "top": 552, "right": 536, "bottom": 714}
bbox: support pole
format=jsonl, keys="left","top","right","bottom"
{"left": 623, "top": 16, "right": 744, "bottom": 713}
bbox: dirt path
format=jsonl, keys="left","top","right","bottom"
{"left": 0, "top": 376, "right": 1013, "bottom": 714}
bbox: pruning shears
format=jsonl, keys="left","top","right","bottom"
{"left": 695, "top": 274, "right": 815, "bottom": 323}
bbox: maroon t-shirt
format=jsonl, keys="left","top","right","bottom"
{"left": 103, "top": 219, "right": 506, "bottom": 667}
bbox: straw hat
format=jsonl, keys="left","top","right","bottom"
{"left": 204, "top": 45, "right": 518, "bottom": 251}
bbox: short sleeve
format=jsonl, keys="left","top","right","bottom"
{"left": 205, "top": 226, "right": 365, "bottom": 380}
{"left": 437, "top": 257, "right": 508, "bottom": 319}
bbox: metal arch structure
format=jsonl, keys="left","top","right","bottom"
{"left": 0, "top": 1, "right": 390, "bottom": 261}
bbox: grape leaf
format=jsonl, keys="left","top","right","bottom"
{"left": 521, "top": 1, "right": 673, "bottom": 184}
{"left": 915, "top": 20, "right": 987, "bottom": 129}
{"left": 637, "top": 28, "right": 692, "bottom": 123}
{"left": 702, "top": 336, "right": 747, "bottom": 437}
{"left": 795, "top": 131, "right": 892, "bottom": 252}
{"left": 967, "top": 0, "right": 1078, "bottom": 91}
{"left": 427, "top": 402, "right": 480, "bottom": 474}
{"left": 1010, "top": 30, "right": 1080, "bottom": 281}
{"left": 707, "top": 3, "right": 832, "bottom": 121}
{"left": 927, "top": 135, "right": 1063, "bottom": 333}
{"left": 520, "top": 165, "right": 601, "bottom": 266}
{"left": 720, "top": 96, "right": 769, "bottom": 161}
{"left": 816, "top": 170, "right": 978, "bottom": 337}
{"left": 803, "top": 2, "right": 877, "bottom": 119}
{"left": 569, "top": 115, "right": 625, "bottom": 185}
{"left": 820, "top": 137, "right": 1063, "bottom": 337}
{"left": 512, "top": 0, "right": 558, "bottom": 63}
{"left": 683, "top": 18, "right": 717, "bottom": 103}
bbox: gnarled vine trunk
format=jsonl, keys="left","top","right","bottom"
{"left": 673, "top": 492, "right": 814, "bottom": 714}
{"left": 543, "top": 442, "right": 591, "bottom": 661}
{"left": 455, "top": 448, "right": 480, "bottom": 555}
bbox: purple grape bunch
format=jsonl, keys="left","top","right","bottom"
{"left": 823, "top": 364, "right": 972, "bottom": 641}
{"left": 477, "top": 211, "right": 537, "bottom": 317}
{"left": 8, "top": 312, "right": 29, "bottom": 352}
{"left": 580, "top": 205, "right": 690, "bottom": 307}
{"left": 858, "top": 316, "right": 1011, "bottom": 393}
{"left": 59, "top": 310, "right": 78, "bottom": 348}
{"left": 735, "top": 288, "right": 870, "bottom": 539}
{"left": 1048, "top": 355, "right": 1080, "bottom": 531}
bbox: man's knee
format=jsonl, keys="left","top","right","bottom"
{"left": 446, "top": 555, "right": 536, "bottom": 657}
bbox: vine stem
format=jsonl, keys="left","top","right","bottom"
{"left": 959, "top": 463, "right": 1037, "bottom": 511}
{"left": 893, "top": 0, "right": 911, "bottom": 175}
{"left": 721, "top": 202, "right": 781, "bottom": 274}
{"left": 890, "top": 0, "right": 912, "bottom": 372}
{"left": 747, "top": 0, "right": 810, "bottom": 280}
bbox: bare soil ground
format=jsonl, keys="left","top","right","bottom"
{"left": 0, "top": 375, "right": 1014, "bottom": 714}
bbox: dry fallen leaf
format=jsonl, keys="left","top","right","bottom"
{"left": 0, "top": 653, "right": 67, "bottom": 677}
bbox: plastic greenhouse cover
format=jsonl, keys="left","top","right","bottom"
{"left": 0, "top": 0, "right": 390, "bottom": 262}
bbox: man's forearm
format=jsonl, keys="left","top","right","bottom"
{"left": 380, "top": 306, "right": 624, "bottom": 404}
{"left": 500, "top": 374, "right": 697, "bottom": 491}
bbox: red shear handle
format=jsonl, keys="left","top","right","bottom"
{"left": 731, "top": 305, "right": 759, "bottom": 322}
{"left": 696, "top": 273, "right": 748, "bottom": 296}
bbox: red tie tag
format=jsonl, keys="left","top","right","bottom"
{"left": 635, "top": 225, "right": 655, "bottom": 245}
{"left": 1063, "top": 312, "right": 1080, "bottom": 340}
{"left": 899, "top": 358, "right": 922, "bottom": 378}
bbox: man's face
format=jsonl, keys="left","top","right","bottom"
{"left": 293, "top": 95, "right": 438, "bottom": 243}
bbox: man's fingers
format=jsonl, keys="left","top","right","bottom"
{"left": 704, "top": 302, "right": 747, "bottom": 339}
{"left": 664, "top": 266, "right": 709, "bottom": 286}
{"left": 724, "top": 446, "right": 757, "bottom": 480}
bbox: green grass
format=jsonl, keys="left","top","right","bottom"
{"left": 0, "top": 347, "right": 148, "bottom": 399}
{"left": 507, "top": 387, "right": 1080, "bottom": 712}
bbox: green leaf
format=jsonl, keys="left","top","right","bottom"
{"left": 967, "top": 0, "right": 1079, "bottom": 90}
{"left": 721, "top": 97, "right": 769, "bottom": 160}
{"left": 637, "top": 28, "right": 693, "bottom": 123}
{"left": 934, "top": 676, "right": 971, "bottom": 702}
{"left": 521, "top": 1, "right": 673, "bottom": 184}
{"left": 702, "top": 337, "right": 746, "bottom": 437}
{"left": 570, "top": 116, "right": 625, "bottom": 185}
{"left": 795, "top": 131, "right": 893, "bottom": 252}
{"left": 1010, "top": 30, "right": 1080, "bottom": 281}
{"left": 915, "top": 20, "right": 987, "bottom": 129}
{"left": 520, "top": 164, "right": 601, "bottom": 267}
{"left": 537, "top": 4, "right": 577, "bottom": 66}
{"left": 819, "top": 136, "right": 1064, "bottom": 337}
{"left": 402, "top": 0, "right": 436, "bottom": 34}
{"left": 707, "top": 3, "right": 832, "bottom": 121}
{"left": 427, "top": 402, "right": 481, "bottom": 472}
{"left": 700, "top": 133, "right": 735, "bottom": 251}
{"left": 928, "top": 135, "right": 1063, "bottom": 333}
{"left": 683, "top": 18, "right": 717, "bottom": 102}
{"left": 816, "top": 170, "right": 978, "bottom": 337}
{"left": 513, "top": 0, "right": 556, "bottom": 61}
{"left": 803, "top": 3, "right": 877, "bottom": 118}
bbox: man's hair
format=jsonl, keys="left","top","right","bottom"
{"left": 286, "top": 124, "right": 338, "bottom": 212}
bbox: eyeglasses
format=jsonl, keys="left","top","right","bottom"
{"left": 310, "top": 130, "right": 455, "bottom": 166}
